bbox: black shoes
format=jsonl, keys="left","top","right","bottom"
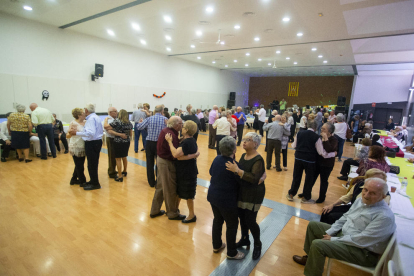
{"left": 298, "top": 193, "right": 304, "bottom": 198}
{"left": 70, "top": 178, "right": 80, "bottom": 185}
{"left": 252, "top": 243, "right": 262, "bottom": 260}
{"left": 337, "top": 175, "right": 348, "bottom": 181}
{"left": 182, "top": 216, "right": 197, "bottom": 223}
{"left": 315, "top": 198, "right": 325, "bottom": 204}
{"left": 64, "top": 150, "right": 68, "bottom": 154}
{"left": 114, "top": 176, "right": 123, "bottom": 182}
{"left": 150, "top": 210, "right": 166, "bottom": 218}
{"left": 141, "top": 148, "right": 145, "bottom": 151}
{"left": 19, "top": 158, "right": 24, "bottom": 162}
{"left": 169, "top": 214, "right": 186, "bottom": 220}
{"left": 83, "top": 184, "right": 101, "bottom": 190}
{"left": 1, "top": 157, "right": 6, "bottom": 162}
{"left": 25, "top": 159, "right": 32, "bottom": 163}
{"left": 276, "top": 168, "right": 282, "bottom": 172}
{"left": 122, "top": 172, "right": 127, "bottom": 177}
{"left": 48, "top": 153, "right": 52, "bottom": 157}
{"left": 236, "top": 237, "right": 251, "bottom": 250}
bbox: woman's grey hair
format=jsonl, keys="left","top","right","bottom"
{"left": 219, "top": 136, "right": 237, "bottom": 157}
{"left": 336, "top": 113, "right": 344, "bottom": 122}
{"left": 308, "top": 120, "right": 318, "bottom": 130}
{"left": 85, "top": 103, "right": 95, "bottom": 113}
{"left": 16, "top": 104, "right": 26, "bottom": 112}
{"left": 288, "top": 112, "right": 293, "bottom": 116}
{"left": 137, "top": 103, "right": 143, "bottom": 109}
{"left": 260, "top": 104, "right": 264, "bottom": 108}
{"left": 192, "top": 109, "right": 196, "bottom": 115}
{"left": 324, "top": 122, "right": 335, "bottom": 134}
{"left": 225, "top": 110, "right": 232, "bottom": 116}
{"left": 244, "top": 132, "right": 262, "bottom": 150}
{"left": 365, "top": 178, "right": 388, "bottom": 195}
{"left": 167, "top": 116, "right": 181, "bottom": 128}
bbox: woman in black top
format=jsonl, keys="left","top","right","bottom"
{"left": 166, "top": 120, "right": 198, "bottom": 223}
{"left": 385, "top": 118, "right": 395, "bottom": 131}
{"left": 207, "top": 136, "right": 245, "bottom": 260}
{"left": 107, "top": 109, "right": 133, "bottom": 182}
{"left": 52, "top": 113, "right": 69, "bottom": 153}
{"left": 372, "top": 134, "right": 382, "bottom": 147}
{"left": 226, "top": 132, "right": 266, "bottom": 260}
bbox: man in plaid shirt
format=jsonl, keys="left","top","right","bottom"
{"left": 136, "top": 105, "right": 167, "bottom": 187}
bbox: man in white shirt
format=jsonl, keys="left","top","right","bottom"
{"left": 255, "top": 104, "right": 266, "bottom": 136}
{"left": 0, "top": 113, "right": 12, "bottom": 162}
{"left": 213, "top": 110, "right": 236, "bottom": 155}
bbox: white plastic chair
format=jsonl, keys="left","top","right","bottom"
{"left": 387, "top": 260, "right": 397, "bottom": 276}
{"left": 326, "top": 233, "right": 396, "bottom": 276}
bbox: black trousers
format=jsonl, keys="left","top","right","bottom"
{"left": 145, "top": 140, "right": 158, "bottom": 187}
{"left": 340, "top": 158, "right": 360, "bottom": 176}
{"left": 266, "top": 139, "right": 281, "bottom": 169}
{"left": 54, "top": 132, "right": 68, "bottom": 152}
{"left": 72, "top": 155, "right": 86, "bottom": 183}
{"left": 0, "top": 139, "right": 12, "bottom": 158}
{"left": 85, "top": 140, "right": 102, "bottom": 185}
{"left": 289, "top": 124, "right": 296, "bottom": 142}
{"left": 313, "top": 164, "right": 333, "bottom": 201}
{"left": 37, "top": 124, "right": 56, "bottom": 158}
{"left": 288, "top": 159, "right": 316, "bottom": 200}
{"left": 193, "top": 132, "right": 199, "bottom": 142}
{"left": 282, "top": 148, "right": 288, "bottom": 168}
{"left": 258, "top": 121, "right": 265, "bottom": 137}
{"left": 200, "top": 119, "right": 206, "bottom": 132}
{"left": 237, "top": 124, "right": 244, "bottom": 145}
{"left": 216, "top": 135, "right": 226, "bottom": 155}
{"left": 320, "top": 205, "right": 351, "bottom": 225}
{"left": 239, "top": 208, "right": 261, "bottom": 246}
{"left": 208, "top": 124, "right": 216, "bottom": 148}
{"left": 211, "top": 203, "right": 238, "bottom": 257}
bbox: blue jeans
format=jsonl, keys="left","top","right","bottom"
{"left": 37, "top": 124, "right": 56, "bottom": 158}
{"left": 317, "top": 120, "right": 323, "bottom": 135}
{"left": 335, "top": 134, "right": 345, "bottom": 160}
{"left": 134, "top": 124, "right": 147, "bottom": 152}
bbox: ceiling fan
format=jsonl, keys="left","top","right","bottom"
{"left": 198, "top": 30, "right": 223, "bottom": 45}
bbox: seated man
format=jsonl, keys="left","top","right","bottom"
{"left": 337, "top": 138, "right": 371, "bottom": 181}
{"left": 30, "top": 126, "right": 52, "bottom": 157}
{"left": 293, "top": 178, "right": 396, "bottom": 276}
{"left": 52, "top": 114, "right": 69, "bottom": 153}
{"left": 0, "top": 113, "right": 13, "bottom": 162}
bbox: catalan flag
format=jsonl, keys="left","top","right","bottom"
{"left": 288, "top": 82, "right": 299, "bottom": 97}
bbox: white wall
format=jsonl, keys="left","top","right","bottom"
{"left": 0, "top": 13, "right": 249, "bottom": 122}
{"left": 351, "top": 73, "right": 412, "bottom": 106}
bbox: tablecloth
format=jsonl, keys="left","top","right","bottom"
{"left": 380, "top": 136, "right": 404, "bottom": 157}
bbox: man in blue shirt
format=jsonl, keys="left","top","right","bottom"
{"left": 70, "top": 103, "right": 104, "bottom": 190}
{"left": 136, "top": 105, "right": 167, "bottom": 187}
{"left": 234, "top": 106, "right": 247, "bottom": 146}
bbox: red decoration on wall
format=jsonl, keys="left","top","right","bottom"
{"left": 153, "top": 92, "right": 166, "bottom": 98}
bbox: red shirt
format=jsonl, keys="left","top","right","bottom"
{"left": 157, "top": 127, "right": 179, "bottom": 161}
{"left": 232, "top": 115, "right": 240, "bottom": 123}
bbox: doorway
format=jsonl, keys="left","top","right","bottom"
{"left": 373, "top": 108, "right": 403, "bottom": 129}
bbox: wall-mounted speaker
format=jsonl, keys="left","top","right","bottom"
{"left": 95, "top": 64, "right": 104, "bottom": 77}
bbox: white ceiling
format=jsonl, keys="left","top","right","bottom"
{"left": 1, "top": 0, "right": 414, "bottom": 76}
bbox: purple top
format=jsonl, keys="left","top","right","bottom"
{"left": 209, "top": 110, "right": 218, "bottom": 124}
{"left": 197, "top": 112, "right": 204, "bottom": 119}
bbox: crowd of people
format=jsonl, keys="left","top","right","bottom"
{"left": 0, "top": 101, "right": 398, "bottom": 274}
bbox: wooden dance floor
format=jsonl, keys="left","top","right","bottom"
{"left": 0, "top": 129, "right": 369, "bottom": 275}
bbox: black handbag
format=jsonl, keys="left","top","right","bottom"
{"left": 389, "top": 165, "right": 400, "bottom": 174}
{"left": 385, "top": 146, "right": 399, "bottom": 153}
{"left": 386, "top": 151, "right": 396, "bottom": 158}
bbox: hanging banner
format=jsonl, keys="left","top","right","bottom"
{"left": 288, "top": 82, "right": 299, "bottom": 97}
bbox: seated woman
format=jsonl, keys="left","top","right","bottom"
{"left": 356, "top": 145, "right": 390, "bottom": 176}
{"left": 352, "top": 126, "right": 371, "bottom": 145}
{"left": 225, "top": 132, "right": 266, "bottom": 261}
{"left": 337, "top": 138, "right": 371, "bottom": 181}
{"left": 385, "top": 118, "right": 395, "bottom": 131}
{"left": 165, "top": 120, "right": 199, "bottom": 223}
{"left": 52, "top": 113, "right": 69, "bottom": 153}
{"left": 404, "top": 136, "right": 414, "bottom": 152}
{"left": 207, "top": 136, "right": 245, "bottom": 260}
{"left": 392, "top": 126, "right": 404, "bottom": 140}
{"left": 372, "top": 134, "right": 383, "bottom": 147}
{"left": 321, "top": 168, "right": 388, "bottom": 224}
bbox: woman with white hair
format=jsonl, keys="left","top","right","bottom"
{"left": 279, "top": 115, "right": 291, "bottom": 171}
{"left": 287, "top": 112, "right": 295, "bottom": 142}
{"left": 225, "top": 132, "right": 265, "bottom": 261}
{"left": 299, "top": 111, "right": 308, "bottom": 132}
{"left": 7, "top": 104, "right": 32, "bottom": 162}
{"left": 333, "top": 113, "right": 347, "bottom": 162}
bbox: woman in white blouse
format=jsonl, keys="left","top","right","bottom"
{"left": 333, "top": 113, "right": 347, "bottom": 162}
{"left": 67, "top": 108, "right": 87, "bottom": 186}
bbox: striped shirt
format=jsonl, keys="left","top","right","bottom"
{"left": 136, "top": 113, "right": 167, "bottom": 141}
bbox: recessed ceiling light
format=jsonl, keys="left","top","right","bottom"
{"left": 276, "top": 51, "right": 281, "bottom": 54}
{"left": 323, "top": 60, "right": 328, "bottom": 63}
{"left": 107, "top": 30, "right": 115, "bottom": 36}
{"left": 234, "top": 25, "right": 241, "bottom": 29}
{"left": 131, "top": 23, "right": 140, "bottom": 31}
{"left": 282, "top": 17, "right": 290, "bottom": 22}
{"left": 234, "top": 60, "right": 238, "bottom": 62}
{"left": 166, "top": 47, "right": 171, "bottom": 52}
{"left": 23, "top": 6, "right": 32, "bottom": 11}
{"left": 312, "top": 48, "right": 317, "bottom": 51}
{"left": 197, "top": 56, "right": 201, "bottom": 59}
{"left": 196, "top": 31, "right": 203, "bottom": 36}
{"left": 297, "top": 32, "right": 303, "bottom": 37}
{"left": 246, "top": 53, "right": 250, "bottom": 56}
{"left": 206, "top": 6, "right": 214, "bottom": 13}
{"left": 318, "top": 55, "right": 323, "bottom": 58}
{"left": 245, "top": 64, "right": 249, "bottom": 67}
{"left": 225, "top": 65, "right": 228, "bottom": 67}
{"left": 212, "top": 61, "right": 216, "bottom": 64}
{"left": 258, "top": 58, "right": 262, "bottom": 61}
{"left": 254, "top": 37, "right": 260, "bottom": 41}
{"left": 294, "top": 62, "right": 297, "bottom": 65}
{"left": 163, "top": 15, "right": 172, "bottom": 23}
{"left": 220, "top": 41, "right": 225, "bottom": 45}
{"left": 165, "top": 35, "right": 171, "bottom": 41}
{"left": 268, "top": 63, "right": 271, "bottom": 66}
{"left": 286, "top": 57, "right": 290, "bottom": 60}
{"left": 191, "top": 45, "right": 195, "bottom": 48}
{"left": 140, "top": 39, "right": 147, "bottom": 45}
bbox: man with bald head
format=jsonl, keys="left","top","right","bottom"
{"left": 103, "top": 107, "right": 118, "bottom": 178}
{"left": 293, "top": 178, "right": 396, "bottom": 276}
{"left": 30, "top": 103, "right": 56, "bottom": 159}
{"left": 136, "top": 104, "right": 167, "bottom": 187}
{"left": 263, "top": 114, "right": 290, "bottom": 171}
{"left": 208, "top": 105, "right": 219, "bottom": 149}
{"left": 234, "top": 106, "right": 247, "bottom": 146}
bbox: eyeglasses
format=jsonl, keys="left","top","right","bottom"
{"left": 242, "top": 138, "right": 253, "bottom": 143}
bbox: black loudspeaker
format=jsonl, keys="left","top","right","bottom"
{"left": 335, "top": 106, "right": 346, "bottom": 114}
{"left": 227, "top": 100, "right": 235, "bottom": 109}
{"left": 337, "top": 96, "right": 346, "bottom": 106}
{"left": 229, "top": 92, "right": 236, "bottom": 100}
{"left": 306, "top": 105, "right": 310, "bottom": 109}
{"left": 95, "top": 64, "right": 104, "bottom": 77}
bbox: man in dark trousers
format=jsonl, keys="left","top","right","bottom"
{"left": 286, "top": 120, "right": 336, "bottom": 203}
{"left": 234, "top": 106, "right": 246, "bottom": 146}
